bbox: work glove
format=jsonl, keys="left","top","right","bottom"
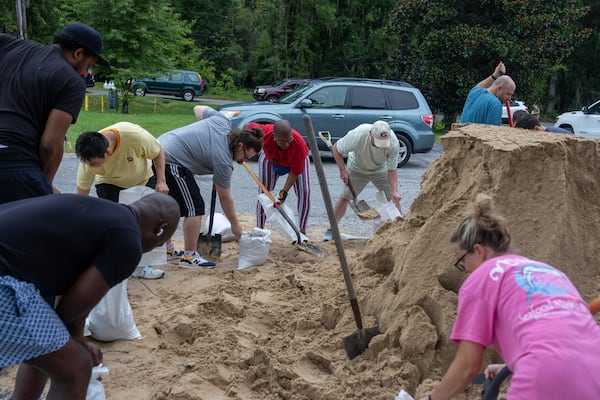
{"left": 277, "top": 189, "right": 288, "bottom": 205}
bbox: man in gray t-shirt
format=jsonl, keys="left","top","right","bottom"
{"left": 157, "top": 106, "right": 263, "bottom": 268}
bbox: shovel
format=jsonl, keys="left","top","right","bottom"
{"left": 347, "top": 180, "right": 380, "bottom": 220}
{"left": 197, "top": 183, "right": 221, "bottom": 261}
{"left": 317, "top": 130, "right": 380, "bottom": 221}
{"left": 306, "top": 117, "right": 380, "bottom": 359}
{"left": 241, "top": 161, "right": 324, "bottom": 258}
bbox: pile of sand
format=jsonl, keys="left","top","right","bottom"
{"left": 1, "top": 124, "right": 599, "bottom": 400}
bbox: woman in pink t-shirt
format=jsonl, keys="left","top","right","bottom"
{"left": 420, "top": 194, "right": 600, "bottom": 400}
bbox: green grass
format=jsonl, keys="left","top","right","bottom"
{"left": 67, "top": 94, "right": 215, "bottom": 146}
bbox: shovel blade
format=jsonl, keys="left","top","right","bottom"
{"left": 298, "top": 242, "right": 324, "bottom": 258}
{"left": 342, "top": 325, "right": 380, "bottom": 360}
{"left": 356, "top": 199, "right": 373, "bottom": 212}
{"left": 198, "top": 233, "right": 222, "bottom": 261}
{"left": 349, "top": 200, "right": 380, "bottom": 220}
{"left": 208, "top": 233, "right": 222, "bottom": 259}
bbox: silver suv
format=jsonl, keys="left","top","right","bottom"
{"left": 218, "top": 77, "right": 434, "bottom": 167}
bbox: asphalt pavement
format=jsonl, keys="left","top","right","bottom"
{"left": 54, "top": 144, "right": 443, "bottom": 239}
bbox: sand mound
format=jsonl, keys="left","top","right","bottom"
{"left": 1, "top": 124, "right": 599, "bottom": 400}
{"left": 362, "top": 123, "right": 600, "bottom": 396}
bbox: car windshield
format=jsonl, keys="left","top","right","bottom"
{"left": 278, "top": 83, "right": 314, "bottom": 104}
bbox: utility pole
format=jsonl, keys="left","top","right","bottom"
{"left": 15, "top": 0, "right": 27, "bottom": 39}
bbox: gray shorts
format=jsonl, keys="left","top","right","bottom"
{"left": 341, "top": 170, "right": 391, "bottom": 200}
{"left": 0, "top": 276, "right": 69, "bottom": 368}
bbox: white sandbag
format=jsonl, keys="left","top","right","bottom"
{"left": 375, "top": 190, "right": 403, "bottom": 220}
{"left": 85, "top": 279, "right": 142, "bottom": 341}
{"left": 395, "top": 390, "right": 414, "bottom": 400}
{"left": 203, "top": 212, "right": 236, "bottom": 242}
{"left": 257, "top": 194, "right": 308, "bottom": 243}
{"left": 86, "top": 364, "right": 109, "bottom": 400}
{"left": 237, "top": 228, "right": 272, "bottom": 270}
{"left": 372, "top": 191, "right": 403, "bottom": 235}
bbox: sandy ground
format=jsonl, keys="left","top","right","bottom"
{"left": 2, "top": 123, "right": 600, "bottom": 399}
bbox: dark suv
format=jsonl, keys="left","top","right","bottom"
{"left": 132, "top": 70, "right": 205, "bottom": 102}
{"left": 219, "top": 77, "right": 434, "bottom": 167}
{"left": 253, "top": 78, "right": 310, "bottom": 102}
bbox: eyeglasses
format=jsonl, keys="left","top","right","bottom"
{"left": 237, "top": 145, "right": 250, "bottom": 164}
{"left": 453, "top": 248, "right": 472, "bottom": 272}
{"left": 274, "top": 136, "right": 293, "bottom": 145}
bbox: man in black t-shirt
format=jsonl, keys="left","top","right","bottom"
{"left": 0, "top": 23, "right": 109, "bottom": 204}
{"left": 0, "top": 193, "right": 179, "bottom": 399}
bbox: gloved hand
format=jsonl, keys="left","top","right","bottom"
{"left": 277, "top": 189, "right": 288, "bottom": 205}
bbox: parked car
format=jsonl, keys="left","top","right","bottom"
{"left": 502, "top": 100, "right": 528, "bottom": 124}
{"left": 219, "top": 77, "right": 434, "bottom": 167}
{"left": 253, "top": 78, "right": 310, "bottom": 102}
{"left": 83, "top": 72, "right": 95, "bottom": 88}
{"left": 555, "top": 100, "right": 600, "bottom": 138}
{"left": 132, "top": 70, "right": 204, "bottom": 102}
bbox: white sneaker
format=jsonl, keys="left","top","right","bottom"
{"left": 322, "top": 229, "right": 332, "bottom": 242}
{"left": 132, "top": 265, "right": 165, "bottom": 279}
{"left": 179, "top": 252, "right": 216, "bottom": 269}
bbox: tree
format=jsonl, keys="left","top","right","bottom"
{"left": 555, "top": 0, "right": 600, "bottom": 112}
{"left": 64, "top": 0, "right": 196, "bottom": 113}
{"left": 386, "top": 0, "right": 590, "bottom": 124}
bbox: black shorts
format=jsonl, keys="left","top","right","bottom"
{"left": 0, "top": 164, "right": 52, "bottom": 205}
{"left": 161, "top": 164, "right": 205, "bottom": 217}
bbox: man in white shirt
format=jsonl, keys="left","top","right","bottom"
{"left": 324, "top": 120, "right": 402, "bottom": 240}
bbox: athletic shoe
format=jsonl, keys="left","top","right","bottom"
{"left": 166, "top": 247, "right": 184, "bottom": 260}
{"left": 132, "top": 265, "right": 165, "bottom": 279}
{"left": 322, "top": 229, "right": 332, "bottom": 242}
{"left": 179, "top": 252, "right": 216, "bottom": 269}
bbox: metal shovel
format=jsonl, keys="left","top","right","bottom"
{"left": 197, "top": 183, "right": 222, "bottom": 261}
{"left": 306, "top": 116, "right": 380, "bottom": 359}
{"left": 347, "top": 181, "right": 380, "bottom": 220}
{"left": 241, "top": 161, "right": 324, "bottom": 258}
{"left": 317, "top": 130, "right": 379, "bottom": 221}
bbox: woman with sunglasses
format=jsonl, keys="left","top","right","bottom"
{"left": 420, "top": 193, "right": 600, "bottom": 400}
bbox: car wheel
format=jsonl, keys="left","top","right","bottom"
{"left": 182, "top": 90, "right": 195, "bottom": 102}
{"left": 266, "top": 95, "right": 279, "bottom": 103}
{"left": 559, "top": 125, "right": 574, "bottom": 134}
{"left": 134, "top": 87, "right": 146, "bottom": 96}
{"left": 396, "top": 134, "right": 413, "bottom": 168}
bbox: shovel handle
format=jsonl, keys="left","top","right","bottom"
{"left": 242, "top": 161, "right": 277, "bottom": 203}
{"left": 241, "top": 161, "right": 303, "bottom": 244}
{"left": 303, "top": 115, "right": 361, "bottom": 310}
{"left": 207, "top": 183, "right": 217, "bottom": 235}
{"left": 347, "top": 180, "right": 359, "bottom": 200}
{"left": 318, "top": 131, "right": 333, "bottom": 149}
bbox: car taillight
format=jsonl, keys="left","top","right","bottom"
{"left": 421, "top": 114, "right": 434, "bottom": 128}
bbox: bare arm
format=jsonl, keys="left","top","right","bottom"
{"left": 476, "top": 61, "right": 506, "bottom": 88}
{"left": 387, "top": 169, "right": 402, "bottom": 212}
{"left": 76, "top": 187, "right": 90, "bottom": 196}
{"left": 193, "top": 105, "right": 212, "bottom": 120}
{"left": 39, "top": 109, "right": 72, "bottom": 189}
{"left": 54, "top": 266, "right": 110, "bottom": 340}
{"left": 152, "top": 146, "right": 169, "bottom": 194}
{"left": 282, "top": 172, "right": 298, "bottom": 193}
{"left": 215, "top": 184, "right": 242, "bottom": 237}
{"left": 418, "top": 340, "right": 484, "bottom": 400}
{"left": 332, "top": 143, "right": 349, "bottom": 184}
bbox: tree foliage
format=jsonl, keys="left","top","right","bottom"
{"left": 5, "top": 0, "right": 596, "bottom": 115}
{"left": 386, "top": 0, "right": 590, "bottom": 119}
